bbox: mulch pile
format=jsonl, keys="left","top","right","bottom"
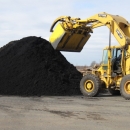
{"left": 0, "top": 36, "right": 82, "bottom": 96}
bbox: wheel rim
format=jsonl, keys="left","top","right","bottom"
{"left": 124, "top": 81, "right": 130, "bottom": 94}
{"left": 84, "top": 80, "right": 94, "bottom": 92}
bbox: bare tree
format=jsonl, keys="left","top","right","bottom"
{"left": 90, "top": 61, "right": 96, "bottom": 67}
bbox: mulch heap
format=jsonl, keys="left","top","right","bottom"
{"left": 0, "top": 36, "right": 82, "bottom": 96}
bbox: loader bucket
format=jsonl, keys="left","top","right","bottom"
{"left": 49, "top": 23, "right": 91, "bottom": 52}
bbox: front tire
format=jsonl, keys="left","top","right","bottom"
{"left": 80, "top": 74, "right": 101, "bottom": 97}
{"left": 120, "top": 75, "right": 130, "bottom": 100}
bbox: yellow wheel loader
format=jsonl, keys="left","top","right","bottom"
{"left": 49, "top": 12, "right": 130, "bottom": 99}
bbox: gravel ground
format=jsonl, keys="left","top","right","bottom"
{"left": 0, "top": 93, "right": 130, "bottom": 130}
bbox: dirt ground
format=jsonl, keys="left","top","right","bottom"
{"left": 0, "top": 93, "right": 130, "bottom": 130}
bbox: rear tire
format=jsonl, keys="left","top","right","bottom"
{"left": 80, "top": 74, "right": 101, "bottom": 97}
{"left": 120, "top": 75, "right": 130, "bottom": 100}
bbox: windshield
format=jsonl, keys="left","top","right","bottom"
{"left": 102, "top": 49, "right": 108, "bottom": 64}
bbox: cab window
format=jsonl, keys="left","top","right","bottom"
{"left": 102, "top": 49, "right": 108, "bottom": 64}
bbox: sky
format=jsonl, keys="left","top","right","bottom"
{"left": 0, "top": 0, "right": 130, "bottom": 66}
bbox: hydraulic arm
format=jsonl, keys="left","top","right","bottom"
{"left": 49, "top": 12, "right": 130, "bottom": 52}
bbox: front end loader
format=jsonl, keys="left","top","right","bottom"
{"left": 49, "top": 12, "right": 130, "bottom": 99}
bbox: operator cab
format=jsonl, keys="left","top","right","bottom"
{"left": 102, "top": 47, "right": 123, "bottom": 74}
{"left": 112, "top": 48, "right": 122, "bottom": 73}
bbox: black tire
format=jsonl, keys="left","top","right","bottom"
{"left": 80, "top": 74, "right": 101, "bottom": 97}
{"left": 120, "top": 75, "right": 130, "bottom": 100}
{"left": 108, "top": 88, "right": 120, "bottom": 95}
